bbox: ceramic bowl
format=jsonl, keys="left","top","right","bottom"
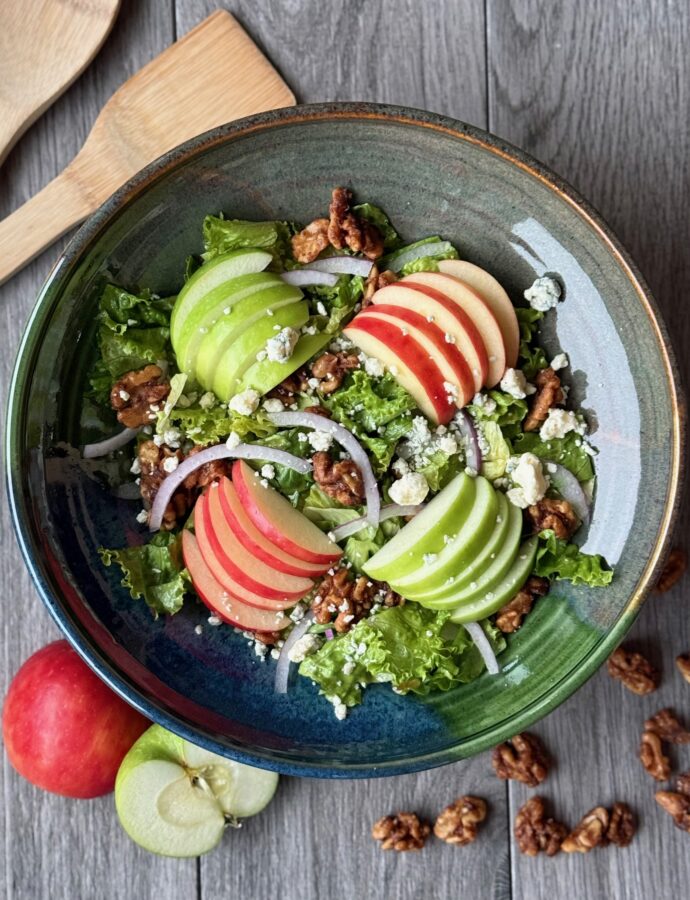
{"left": 6, "top": 103, "right": 682, "bottom": 777}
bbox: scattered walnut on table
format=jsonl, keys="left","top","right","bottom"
{"left": 514, "top": 796, "right": 568, "bottom": 856}
{"left": 606, "top": 802, "right": 637, "bottom": 848}
{"left": 492, "top": 733, "right": 550, "bottom": 787}
{"left": 312, "top": 450, "right": 365, "bottom": 507}
{"left": 523, "top": 366, "right": 565, "bottom": 432}
{"left": 291, "top": 217, "right": 330, "bottom": 264}
{"left": 310, "top": 350, "right": 360, "bottom": 394}
{"left": 110, "top": 364, "right": 170, "bottom": 428}
{"left": 606, "top": 646, "right": 660, "bottom": 695}
{"left": 372, "top": 812, "right": 431, "bottom": 851}
{"left": 525, "top": 497, "right": 579, "bottom": 541}
{"left": 654, "top": 547, "right": 687, "bottom": 593}
{"left": 328, "top": 187, "right": 384, "bottom": 260}
{"left": 644, "top": 708, "right": 690, "bottom": 744}
{"left": 311, "top": 567, "right": 401, "bottom": 634}
{"left": 561, "top": 806, "right": 610, "bottom": 853}
{"left": 655, "top": 790, "right": 690, "bottom": 832}
{"left": 639, "top": 731, "right": 672, "bottom": 781}
{"left": 676, "top": 772, "right": 690, "bottom": 796}
{"left": 495, "top": 576, "right": 550, "bottom": 633}
{"left": 676, "top": 654, "right": 690, "bottom": 684}
{"left": 433, "top": 796, "right": 487, "bottom": 846}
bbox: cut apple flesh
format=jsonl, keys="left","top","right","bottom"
{"left": 437, "top": 259, "right": 519, "bottom": 367}
{"left": 372, "top": 282, "right": 488, "bottom": 391}
{"left": 403, "top": 272, "right": 507, "bottom": 386}
{"left": 238, "top": 332, "right": 331, "bottom": 396}
{"left": 358, "top": 304, "right": 475, "bottom": 407}
{"left": 343, "top": 316, "right": 455, "bottom": 424}
{"left": 449, "top": 538, "right": 538, "bottom": 623}
{"left": 232, "top": 460, "right": 342, "bottom": 565}
{"left": 181, "top": 529, "right": 290, "bottom": 631}
{"left": 393, "top": 477, "right": 501, "bottom": 596}
{"left": 211, "top": 301, "right": 309, "bottom": 401}
{"left": 175, "top": 274, "right": 291, "bottom": 378}
{"left": 170, "top": 248, "right": 272, "bottom": 349}
{"left": 218, "top": 477, "right": 328, "bottom": 577}
{"left": 363, "top": 473, "right": 476, "bottom": 582}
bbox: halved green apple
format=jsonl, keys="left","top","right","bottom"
{"left": 115, "top": 724, "right": 278, "bottom": 858}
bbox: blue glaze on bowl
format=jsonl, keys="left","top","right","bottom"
{"left": 6, "top": 104, "right": 682, "bottom": 777}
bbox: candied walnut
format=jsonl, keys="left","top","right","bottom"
{"left": 252, "top": 630, "right": 282, "bottom": 646}
{"left": 183, "top": 448, "right": 233, "bottom": 492}
{"left": 310, "top": 351, "right": 360, "bottom": 394}
{"left": 492, "top": 732, "right": 550, "bottom": 786}
{"left": 639, "top": 731, "right": 671, "bottom": 781}
{"left": 561, "top": 806, "right": 609, "bottom": 853}
{"left": 655, "top": 791, "right": 690, "bottom": 832}
{"left": 676, "top": 772, "right": 690, "bottom": 796}
{"left": 523, "top": 367, "right": 565, "bottom": 432}
{"left": 676, "top": 654, "right": 690, "bottom": 684}
{"left": 312, "top": 450, "right": 365, "bottom": 507}
{"left": 644, "top": 708, "right": 690, "bottom": 744}
{"left": 137, "top": 440, "right": 188, "bottom": 530}
{"left": 606, "top": 802, "right": 636, "bottom": 847}
{"left": 110, "top": 364, "right": 170, "bottom": 429}
{"left": 303, "top": 405, "right": 332, "bottom": 418}
{"left": 362, "top": 264, "right": 398, "bottom": 306}
{"left": 495, "top": 576, "right": 549, "bottom": 633}
{"left": 514, "top": 796, "right": 567, "bottom": 857}
{"left": 654, "top": 547, "right": 687, "bottom": 593}
{"left": 311, "top": 567, "right": 402, "bottom": 633}
{"left": 525, "top": 498, "right": 579, "bottom": 540}
{"left": 433, "top": 796, "right": 487, "bottom": 846}
{"left": 372, "top": 812, "right": 431, "bottom": 851}
{"left": 291, "top": 217, "right": 330, "bottom": 264}
{"left": 267, "top": 368, "right": 309, "bottom": 403}
{"left": 328, "top": 187, "right": 384, "bottom": 260}
{"left": 606, "top": 646, "right": 660, "bottom": 695}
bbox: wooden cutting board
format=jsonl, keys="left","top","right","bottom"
{"left": 0, "top": 0, "right": 121, "bottom": 166}
{"left": 0, "top": 10, "right": 295, "bottom": 286}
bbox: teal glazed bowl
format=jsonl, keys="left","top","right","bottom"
{"left": 6, "top": 103, "right": 683, "bottom": 777}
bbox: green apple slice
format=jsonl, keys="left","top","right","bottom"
{"left": 115, "top": 724, "right": 278, "bottom": 858}
{"left": 170, "top": 248, "right": 273, "bottom": 348}
{"left": 211, "top": 301, "right": 309, "bottom": 400}
{"left": 191, "top": 283, "right": 302, "bottom": 386}
{"left": 238, "top": 332, "right": 331, "bottom": 395}
{"left": 363, "top": 473, "right": 476, "bottom": 583}
{"left": 392, "top": 477, "right": 500, "bottom": 596}
{"left": 449, "top": 538, "right": 538, "bottom": 623}
{"left": 174, "top": 273, "right": 282, "bottom": 376}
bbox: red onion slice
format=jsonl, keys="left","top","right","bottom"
{"left": 148, "top": 443, "right": 312, "bottom": 532}
{"left": 268, "top": 411, "right": 380, "bottom": 527}
{"left": 280, "top": 270, "right": 339, "bottom": 288}
{"left": 274, "top": 611, "right": 315, "bottom": 694}
{"left": 455, "top": 411, "right": 482, "bottom": 472}
{"left": 83, "top": 427, "right": 140, "bottom": 459}
{"left": 547, "top": 462, "right": 590, "bottom": 524}
{"left": 464, "top": 621, "right": 500, "bottom": 675}
{"left": 306, "top": 257, "right": 373, "bottom": 278}
{"left": 329, "top": 503, "right": 424, "bottom": 542}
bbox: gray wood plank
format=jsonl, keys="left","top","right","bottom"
{"left": 0, "top": 3, "right": 198, "bottom": 899}
{"left": 486, "top": 1, "right": 690, "bottom": 895}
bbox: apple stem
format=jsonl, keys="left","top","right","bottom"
{"left": 224, "top": 814, "right": 243, "bottom": 829}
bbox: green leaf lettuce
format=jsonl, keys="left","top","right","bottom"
{"left": 534, "top": 530, "right": 613, "bottom": 586}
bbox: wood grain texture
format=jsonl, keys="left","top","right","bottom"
{"left": 486, "top": 1, "right": 690, "bottom": 895}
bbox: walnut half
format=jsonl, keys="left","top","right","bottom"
{"left": 655, "top": 791, "right": 690, "bottom": 832}
{"left": 654, "top": 547, "right": 687, "bottom": 593}
{"left": 525, "top": 498, "right": 579, "bottom": 541}
{"left": 639, "top": 731, "right": 671, "bottom": 781}
{"left": 561, "top": 806, "right": 609, "bottom": 853}
{"left": 514, "top": 796, "right": 567, "bottom": 856}
{"left": 433, "top": 796, "right": 487, "bottom": 846}
{"left": 495, "top": 576, "right": 549, "bottom": 633}
{"left": 492, "top": 732, "right": 550, "bottom": 787}
{"left": 110, "top": 364, "right": 170, "bottom": 429}
{"left": 312, "top": 451, "right": 365, "bottom": 507}
{"left": 372, "top": 812, "right": 431, "bottom": 851}
{"left": 606, "top": 646, "right": 660, "bottom": 695}
{"left": 644, "top": 708, "right": 690, "bottom": 744}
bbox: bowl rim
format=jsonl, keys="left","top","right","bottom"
{"left": 6, "top": 101, "right": 685, "bottom": 778}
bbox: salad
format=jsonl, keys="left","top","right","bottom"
{"left": 86, "top": 187, "right": 612, "bottom": 720}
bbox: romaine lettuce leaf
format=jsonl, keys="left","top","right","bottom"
{"left": 99, "top": 532, "right": 189, "bottom": 616}
{"left": 511, "top": 431, "right": 594, "bottom": 482}
{"left": 416, "top": 450, "right": 464, "bottom": 493}
{"left": 353, "top": 203, "right": 401, "bottom": 250}
{"left": 400, "top": 256, "right": 441, "bottom": 275}
{"left": 468, "top": 389, "right": 528, "bottom": 433}
{"left": 201, "top": 215, "right": 295, "bottom": 266}
{"left": 258, "top": 427, "right": 315, "bottom": 506}
{"left": 299, "top": 606, "right": 505, "bottom": 707}
{"left": 303, "top": 274, "right": 365, "bottom": 334}
{"left": 516, "top": 307, "right": 549, "bottom": 379}
{"left": 164, "top": 404, "right": 277, "bottom": 446}
{"left": 380, "top": 236, "right": 459, "bottom": 273}
{"left": 479, "top": 421, "right": 511, "bottom": 480}
{"left": 534, "top": 529, "right": 613, "bottom": 586}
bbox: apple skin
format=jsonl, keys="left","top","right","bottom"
{"left": 2, "top": 641, "right": 149, "bottom": 798}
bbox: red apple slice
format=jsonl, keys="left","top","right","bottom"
{"left": 437, "top": 259, "right": 519, "bottom": 366}
{"left": 182, "top": 530, "right": 290, "bottom": 632}
{"left": 217, "top": 477, "right": 328, "bottom": 577}
{"left": 344, "top": 314, "right": 455, "bottom": 424}
{"left": 199, "top": 487, "right": 313, "bottom": 605}
{"left": 402, "top": 272, "right": 507, "bottom": 386}
{"left": 359, "top": 304, "right": 474, "bottom": 408}
{"left": 371, "top": 283, "right": 488, "bottom": 392}
{"left": 232, "top": 460, "right": 342, "bottom": 565}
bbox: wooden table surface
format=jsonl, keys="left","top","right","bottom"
{"left": 2, "top": 1, "right": 689, "bottom": 898}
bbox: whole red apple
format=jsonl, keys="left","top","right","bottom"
{"left": 2, "top": 640, "right": 149, "bottom": 798}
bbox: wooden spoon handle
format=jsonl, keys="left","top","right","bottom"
{"left": 0, "top": 163, "right": 92, "bottom": 286}
{"left": 0, "top": 101, "right": 26, "bottom": 167}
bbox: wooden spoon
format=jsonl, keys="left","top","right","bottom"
{"left": 0, "top": 10, "right": 295, "bottom": 286}
{"left": 0, "top": 0, "right": 121, "bottom": 166}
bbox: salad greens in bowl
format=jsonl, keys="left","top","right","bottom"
{"left": 6, "top": 104, "right": 682, "bottom": 777}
